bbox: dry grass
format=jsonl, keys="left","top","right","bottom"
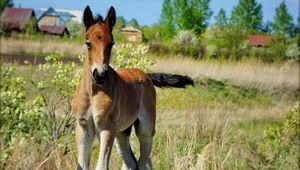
{"left": 151, "top": 56, "right": 299, "bottom": 90}
{"left": 0, "top": 52, "right": 299, "bottom": 169}
{"left": 0, "top": 37, "right": 84, "bottom": 55}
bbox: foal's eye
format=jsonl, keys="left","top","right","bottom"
{"left": 98, "top": 35, "right": 103, "bottom": 41}
{"left": 86, "top": 40, "right": 91, "bottom": 49}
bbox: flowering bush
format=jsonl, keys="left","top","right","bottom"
{"left": 252, "top": 102, "right": 300, "bottom": 168}
{"left": 172, "top": 30, "right": 200, "bottom": 57}
{"left": 113, "top": 43, "right": 155, "bottom": 71}
{"left": 0, "top": 43, "right": 155, "bottom": 157}
{"left": 285, "top": 43, "right": 300, "bottom": 61}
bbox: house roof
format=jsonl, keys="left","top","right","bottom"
{"left": 248, "top": 35, "right": 272, "bottom": 46}
{"left": 36, "top": 7, "right": 76, "bottom": 26}
{"left": 39, "top": 25, "right": 68, "bottom": 35}
{"left": 0, "top": 7, "right": 35, "bottom": 30}
{"left": 121, "top": 26, "right": 142, "bottom": 33}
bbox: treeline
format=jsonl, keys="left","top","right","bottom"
{"left": 141, "top": 0, "right": 299, "bottom": 62}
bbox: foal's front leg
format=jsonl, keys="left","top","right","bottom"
{"left": 76, "top": 117, "right": 95, "bottom": 170}
{"left": 94, "top": 117, "right": 116, "bottom": 170}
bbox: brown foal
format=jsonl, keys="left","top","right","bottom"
{"left": 72, "top": 6, "right": 194, "bottom": 170}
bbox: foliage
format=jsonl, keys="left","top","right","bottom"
{"left": 160, "top": 0, "right": 176, "bottom": 40}
{"left": 174, "top": 0, "right": 213, "bottom": 35}
{"left": 22, "top": 17, "right": 38, "bottom": 36}
{"left": 159, "top": 0, "right": 212, "bottom": 36}
{"left": 0, "top": 66, "right": 46, "bottom": 144}
{"left": 202, "top": 26, "right": 247, "bottom": 59}
{"left": 115, "top": 16, "right": 126, "bottom": 31}
{"left": 250, "top": 102, "right": 300, "bottom": 169}
{"left": 230, "top": 0, "right": 263, "bottom": 31}
{"left": 259, "top": 20, "right": 272, "bottom": 34}
{"left": 127, "top": 18, "right": 140, "bottom": 29}
{"left": 0, "top": 43, "right": 156, "bottom": 166}
{"left": 172, "top": 30, "right": 200, "bottom": 57}
{"left": 113, "top": 43, "right": 155, "bottom": 71}
{"left": 0, "top": 0, "right": 13, "bottom": 14}
{"left": 65, "top": 20, "right": 84, "bottom": 38}
{"left": 142, "top": 24, "right": 162, "bottom": 42}
{"left": 0, "top": 54, "right": 81, "bottom": 145}
{"left": 285, "top": 43, "right": 300, "bottom": 61}
{"left": 214, "top": 8, "right": 228, "bottom": 28}
{"left": 272, "top": 1, "right": 293, "bottom": 37}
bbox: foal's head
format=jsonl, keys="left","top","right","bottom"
{"left": 83, "top": 6, "right": 116, "bottom": 85}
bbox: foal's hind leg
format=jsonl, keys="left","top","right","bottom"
{"left": 115, "top": 126, "right": 138, "bottom": 170}
{"left": 135, "top": 107, "right": 155, "bottom": 170}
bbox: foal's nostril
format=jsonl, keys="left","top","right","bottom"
{"left": 92, "top": 69, "right": 100, "bottom": 81}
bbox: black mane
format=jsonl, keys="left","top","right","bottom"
{"left": 95, "top": 14, "right": 103, "bottom": 23}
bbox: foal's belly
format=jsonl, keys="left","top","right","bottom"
{"left": 116, "top": 107, "right": 140, "bottom": 132}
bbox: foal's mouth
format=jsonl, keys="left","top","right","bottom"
{"left": 92, "top": 69, "right": 108, "bottom": 86}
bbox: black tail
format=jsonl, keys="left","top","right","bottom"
{"left": 148, "top": 73, "right": 194, "bottom": 88}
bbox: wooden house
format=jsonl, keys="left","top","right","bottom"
{"left": 39, "top": 25, "right": 69, "bottom": 37}
{"left": 121, "top": 26, "right": 143, "bottom": 42}
{"left": 248, "top": 35, "right": 273, "bottom": 47}
{"left": 0, "top": 7, "right": 38, "bottom": 35}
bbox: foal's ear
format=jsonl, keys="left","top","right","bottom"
{"left": 105, "top": 6, "right": 116, "bottom": 30}
{"left": 83, "top": 6, "right": 95, "bottom": 30}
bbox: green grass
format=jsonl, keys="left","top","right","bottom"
{"left": 1, "top": 64, "right": 299, "bottom": 170}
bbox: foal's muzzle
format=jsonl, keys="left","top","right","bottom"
{"left": 92, "top": 68, "right": 108, "bottom": 85}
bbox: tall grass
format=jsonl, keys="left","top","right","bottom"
{"left": 0, "top": 37, "right": 85, "bottom": 56}
{"left": 0, "top": 57, "right": 299, "bottom": 169}
{"left": 151, "top": 56, "right": 299, "bottom": 90}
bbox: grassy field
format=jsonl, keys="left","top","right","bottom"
{"left": 1, "top": 55, "right": 299, "bottom": 170}
{"left": 0, "top": 37, "right": 84, "bottom": 56}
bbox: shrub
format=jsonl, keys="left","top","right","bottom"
{"left": 285, "top": 43, "right": 300, "bottom": 61}
{"left": 248, "top": 102, "right": 300, "bottom": 169}
{"left": 113, "top": 43, "right": 156, "bottom": 71}
{"left": 202, "top": 26, "right": 247, "bottom": 60}
{"left": 172, "top": 30, "right": 200, "bottom": 58}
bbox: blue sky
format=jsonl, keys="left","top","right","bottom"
{"left": 14, "top": 0, "right": 299, "bottom": 26}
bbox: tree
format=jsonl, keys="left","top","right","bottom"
{"left": 127, "top": 18, "right": 140, "bottom": 29}
{"left": 173, "top": 0, "right": 212, "bottom": 35}
{"left": 115, "top": 16, "right": 126, "bottom": 31}
{"left": 272, "top": 1, "right": 293, "bottom": 36}
{"left": 160, "top": 0, "right": 176, "bottom": 40}
{"left": 0, "top": 0, "right": 13, "bottom": 14}
{"left": 260, "top": 20, "right": 272, "bottom": 34}
{"left": 65, "top": 20, "right": 83, "bottom": 37}
{"left": 190, "top": 0, "right": 213, "bottom": 35}
{"left": 230, "top": 0, "right": 263, "bottom": 31}
{"left": 214, "top": 8, "right": 228, "bottom": 28}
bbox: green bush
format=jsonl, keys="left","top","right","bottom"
{"left": 202, "top": 26, "right": 247, "bottom": 60}
{"left": 285, "top": 43, "right": 300, "bottom": 61}
{"left": 172, "top": 30, "right": 200, "bottom": 58}
{"left": 248, "top": 102, "right": 300, "bottom": 169}
{"left": 0, "top": 42, "right": 155, "bottom": 146}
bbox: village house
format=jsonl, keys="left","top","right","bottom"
{"left": 36, "top": 7, "right": 76, "bottom": 27}
{"left": 0, "top": 7, "right": 73, "bottom": 37}
{"left": 121, "top": 25, "right": 143, "bottom": 42}
{"left": 39, "top": 25, "right": 69, "bottom": 37}
{"left": 0, "top": 7, "right": 38, "bottom": 35}
{"left": 248, "top": 35, "right": 273, "bottom": 47}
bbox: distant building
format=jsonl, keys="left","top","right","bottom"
{"left": 248, "top": 35, "right": 272, "bottom": 47}
{"left": 0, "top": 7, "right": 38, "bottom": 35}
{"left": 121, "top": 26, "right": 143, "bottom": 42}
{"left": 39, "top": 25, "right": 69, "bottom": 37}
{"left": 36, "top": 7, "right": 82, "bottom": 26}
{"left": 36, "top": 7, "right": 71, "bottom": 26}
